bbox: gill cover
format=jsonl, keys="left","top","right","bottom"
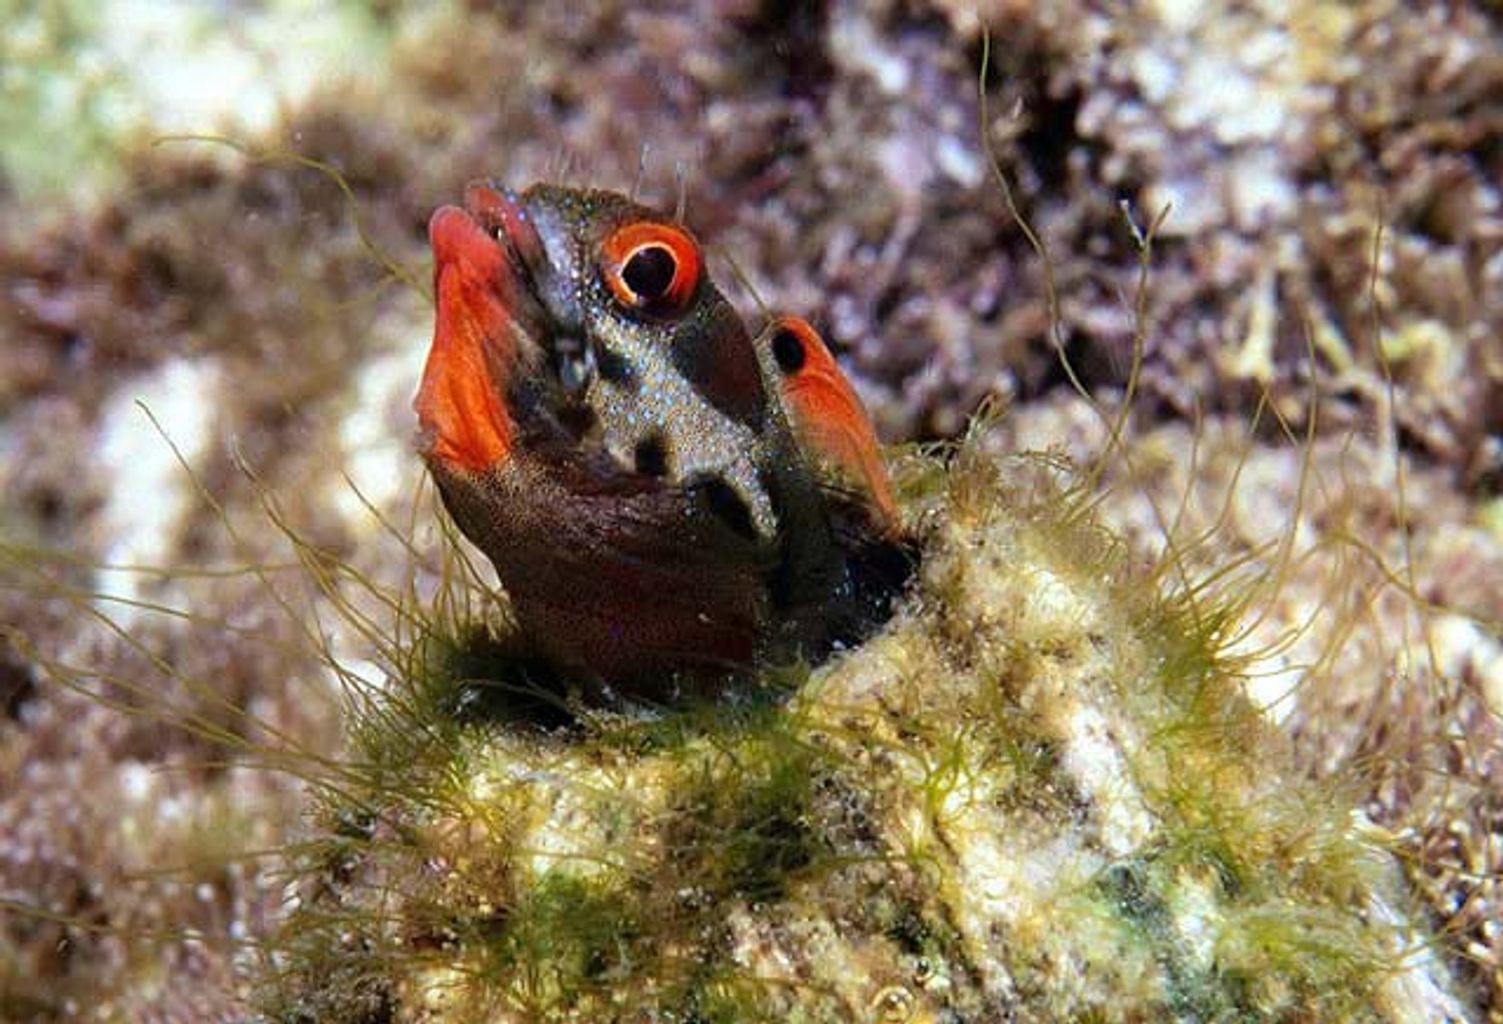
{"left": 762, "top": 315, "right": 898, "bottom": 533}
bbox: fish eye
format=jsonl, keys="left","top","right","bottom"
{"left": 602, "top": 221, "right": 702, "bottom": 314}
{"left": 768, "top": 316, "right": 823, "bottom": 375}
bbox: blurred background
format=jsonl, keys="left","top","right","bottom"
{"left": 1, "top": 1, "right": 1499, "bottom": 1018}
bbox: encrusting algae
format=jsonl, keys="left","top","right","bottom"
{"left": 262, "top": 421, "right": 1472, "bottom": 1023}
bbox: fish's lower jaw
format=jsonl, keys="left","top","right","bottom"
{"left": 427, "top": 456, "right": 775, "bottom": 686}
{"left": 424, "top": 452, "right": 911, "bottom": 692}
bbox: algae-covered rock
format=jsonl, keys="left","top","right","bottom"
{"left": 266, "top": 437, "right": 1471, "bottom": 1023}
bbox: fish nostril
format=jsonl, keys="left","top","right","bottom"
{"left": 593, "top": 344, "right": 636, "bottom": 389}
{"left": 554, "top": 334, "right": 595, "bottom": 395}
{"left": 634, "top": 434, "right": 672, "bottom": 478}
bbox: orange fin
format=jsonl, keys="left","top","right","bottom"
{"left": 415, "top": 205, "right": 516, "bottom": 473}
{"left": 764, "top": 316, "right": 898, "bottom": 531}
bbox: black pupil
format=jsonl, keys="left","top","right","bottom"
{"left": 622, "top": 245, "right": 677, "bottom": 301}
{"left": 771, "top": 328, "right": 807, "bottom": 374}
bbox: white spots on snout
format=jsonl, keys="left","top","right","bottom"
{"left": 587, "top": 325, "right": 778, "bottom": 540}
{"left": 95, "top": 357, "right": 221, "bottom": 624}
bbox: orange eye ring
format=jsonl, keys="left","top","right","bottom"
{"left": 601, "top": 221, "right": 702, "bottom": 314}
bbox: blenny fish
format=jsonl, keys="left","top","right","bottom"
{"left": 415, "top": 183, "right": 910, "bottom": 690}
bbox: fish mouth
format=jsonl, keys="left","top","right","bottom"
{"left": 415, "top": 184, "right": 556, "bottom": 474}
